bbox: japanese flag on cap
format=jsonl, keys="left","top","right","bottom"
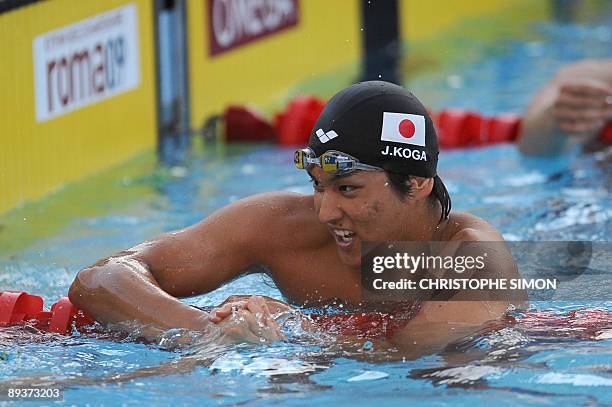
{"left": 380, "top": 112, "right": 426, "bottom": 147}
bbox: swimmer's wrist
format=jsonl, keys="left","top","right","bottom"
{"left": 166, "top": 306, "right": 214, "bottom": 333}
{"left": 193, "top": 312, "right": 215, "bottom": 333}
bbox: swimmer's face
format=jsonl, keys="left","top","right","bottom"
{"left": 308, "top": 166, "right": 420, "bottom": 267}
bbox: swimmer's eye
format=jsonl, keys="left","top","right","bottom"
{"left": 339, "top": 184, "right": 359, "bottom": 194}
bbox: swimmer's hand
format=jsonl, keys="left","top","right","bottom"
{"left": 208, "top": 295, "right": 293, "bottom": 324}
{"left": 209, "top": 296, "right": 317, "bottom": 338}
{"left": 553, "top": 80, "right": 612, "bottom": 135}
{"left": 215, "top": 303, "right": 287, "bottom": 344}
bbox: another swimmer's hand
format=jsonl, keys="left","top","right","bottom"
{"left": 553, "top": 80, "right": 612, "bottom": 135}
{"left": 216, "top": 306, "right": 286, "bottom": 344}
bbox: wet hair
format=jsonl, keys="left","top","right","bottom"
{"left": 385, "top": 172, "right": 451, "bottom": 221}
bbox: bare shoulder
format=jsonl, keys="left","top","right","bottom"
{"left": 442, "top": 212, "right": 517, "bottom": 279}
{"left": 443, "top": 212, "right": 512, "bottom": 262}
{"left": 223, "top": 191, "right": 310, "bottom": 215}
{"left": 218, "top": 192, "right": 327, "bottom": 252}
{"left": 441, "top": 212, "right": 520, "bottom": 289}
{"left": 406, "top": 213, "right": 520, "bottom": 326}
{"left": 229, "top": 191, "right": 317, "bottom": 227}
{"left": 443, "top": 212, "right": 504, "bottom": 242}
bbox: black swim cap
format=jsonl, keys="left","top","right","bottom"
{"left": 308, "top": 81, "right": 438, "bottom": 178}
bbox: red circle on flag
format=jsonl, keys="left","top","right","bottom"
{"left": 399, "top": 119, "right": 415, "bottom": 138}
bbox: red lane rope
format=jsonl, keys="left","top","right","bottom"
{"left": 2, "top": 291, "right": 611, "bottom": 341}
{"left": 222, "top": 96, "right": 612, "bottom": 147}
{"left": 0, "top": 291, "right": 93, "bottom": 335}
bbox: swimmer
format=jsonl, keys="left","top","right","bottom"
{"left": 69, "top": 81, "right": 524, "bottom": 356}
{"left": 518, "top": 59, "right": 612, "bottom": 156}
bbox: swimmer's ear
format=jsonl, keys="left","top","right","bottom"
{"left": 409, "top": 177, "right": 434, "bottom": 199}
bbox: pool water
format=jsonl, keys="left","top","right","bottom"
{"left": 1, "top": 20, "right": 612, "bottom": 407}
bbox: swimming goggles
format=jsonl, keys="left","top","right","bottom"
{"left": 294, "top": 148, "right": 382, "bottom": 174}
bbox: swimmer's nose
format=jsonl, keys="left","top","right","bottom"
{"left": 317, "top": 191, "right": 344, "bottom": 224}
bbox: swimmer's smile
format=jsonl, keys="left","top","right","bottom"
{"left": 331, "top": 228, "right": 357, "bottom": 250}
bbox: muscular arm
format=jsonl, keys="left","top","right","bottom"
{"left": 518, "top": 59, "right": 612, "bottom": 156}
{"left": 68, "top": 192, "right": 301, "bottom": 334}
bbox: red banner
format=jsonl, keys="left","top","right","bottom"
{"left": 207, "top": 0, "right": 300, "bottom": 56}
